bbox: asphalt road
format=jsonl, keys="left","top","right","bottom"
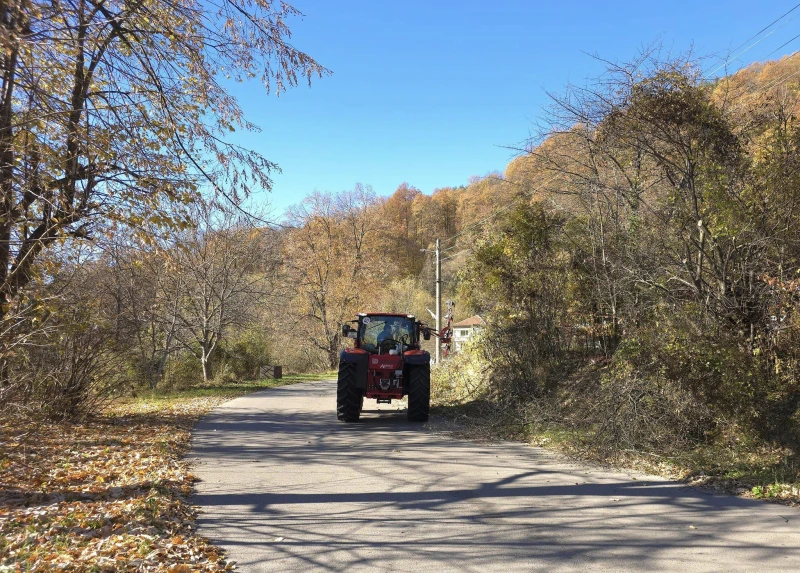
{"left": 191, "top": 379, "right": 800, "bottom": 572}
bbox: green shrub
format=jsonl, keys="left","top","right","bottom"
{"left": 162, "top": 354, "right": 202, "bottom": 390}
{"left": 217, "top": 328, "right": 271, "bottom": 380}
{"left": 211, "top": 362, "right": 238, "bottom": 386}
{"left": 594, "top": 303, "right": 800, "bottom": 451}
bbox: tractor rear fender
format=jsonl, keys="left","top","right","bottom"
{"left": 340, "top": 349, "right": 368, "bottom": 389}
{"left": 403, "top": 350, "right": 431, "bottom": 366}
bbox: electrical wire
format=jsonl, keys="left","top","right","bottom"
{"left": 704, "top": 2, "right": 800, "bottom": 78}
{"left": 723, "top": 57, "right": 800, "bottom": 118}
{"left": 440, "top": 61, "right": 800, "bottom": 251}
{"left": 440, "top": 249, "right": 471, "bottom": 263}
{"left": 762, "top": 31, "right": 800, "bottom": 61}
{"left": 755, "top": 63, "right": 800, "bottom": 94}
{"left": 434, "top": 9, "right": 800, "bottom": 252}
{"left": 441, "top": 195, "right": 521, "bottom": 244}
{"left": 734, "top": 1, "right": 800, "bottom": 51}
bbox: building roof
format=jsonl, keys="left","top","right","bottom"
{"left": 452, "top": 315, "right": 485, "bottom": 328}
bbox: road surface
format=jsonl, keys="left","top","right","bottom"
{"left": 191, "top": 379, "right": 800, "bottom": 572}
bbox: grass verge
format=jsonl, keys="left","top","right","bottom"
{"left": 430, "top": 400, "right": 800, "bottom": 507}
{"left": 122, "top": 372, "right": 336, "bottom": 406}
{"left": 0, "top": 372, "right": 332, "bottom": 571}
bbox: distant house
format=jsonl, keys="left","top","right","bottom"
{"left": 451, "top": 315, "right": 485, "bottom": 352}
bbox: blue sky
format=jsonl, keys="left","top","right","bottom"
{"left": 227, "top": 0, "right": 800, "bottom": 219}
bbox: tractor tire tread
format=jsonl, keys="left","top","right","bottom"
{"left": 407, "top": 364, "right": 430, "bottom": 422}
{"left": 337, "top": 362, "right": 362, "bottom": 422}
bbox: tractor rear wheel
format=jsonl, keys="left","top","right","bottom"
{"left": 337, "top": 362, "right": 362, "bottom": 422}
{"left": 407, "top": 364, "right": 430, "bottom": 422}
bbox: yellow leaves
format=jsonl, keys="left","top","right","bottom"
{"left": 1, "top": 399, "right": 237, "bottom": 571}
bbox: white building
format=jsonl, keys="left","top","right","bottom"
{"left": 451, "top": 315, "right": 485, "bottom": 352}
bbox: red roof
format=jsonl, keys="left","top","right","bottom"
{"left": 452, "top": 315, "right": 485, "bottom": 328}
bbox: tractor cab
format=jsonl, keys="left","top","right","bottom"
{"left": 345, "top": 313, "right": 427, "bottom": 354}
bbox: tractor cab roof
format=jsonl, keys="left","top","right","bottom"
{"left": 358, "top": 312, "right": 416, "bottom": 319}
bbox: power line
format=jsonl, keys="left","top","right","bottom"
{"left": 441, "top": 193, "right": 521, "bottom": 244}
{"left": 440, "top": 10, "right": 800, "bottom": 250}
{"left": 439, "top": 68, "right": 800, "bottom": 250}
{"left": 704, "top": 18, "right": 798, "bottom": 79}
{"left": 723, "top": 57, "right": 800, "bottom": 117}
{"left": 762, "top": 31, "right": 800, "bottom": 61}
{"left": 440, "top": 200, "right": 518, "bottom": 245}
{"left": 736, "top": 1, "right": 800, "bottom": 50}
{"left": 440, "top": 249, "right": 471, "bottom": 263}
{"left": 705, "top": 1, "right": 800, "bottom": 78}
{"left": 757, "top": 63, "right": 800, "bottom": 93}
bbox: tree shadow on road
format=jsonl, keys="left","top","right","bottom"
{"left": 190, "top": 383, "right": 800, "bottom": 572}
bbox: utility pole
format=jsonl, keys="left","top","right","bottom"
{"left": 435, "top": 237, "right": 441, "bottom": 364}
{"left": 422, "top": 239, "right": 443, "bottom": 363}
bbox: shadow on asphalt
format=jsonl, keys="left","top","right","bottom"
{"left": 191, "top": 381, "right": 800, "bottom": 572}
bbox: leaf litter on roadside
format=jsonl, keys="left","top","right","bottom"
{"left": 0, "top": 396, "right": 243, "bottom": 571}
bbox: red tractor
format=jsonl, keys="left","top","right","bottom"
{"left": 338, "top": 313, "right": 432, "bottom": 422}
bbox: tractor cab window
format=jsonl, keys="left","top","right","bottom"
{"left": 359, "top": 316, "right": 415, "bottom": 352}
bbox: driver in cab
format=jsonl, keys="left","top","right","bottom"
{"left": 377, "top": 318, "right": 401, "bottom": 346}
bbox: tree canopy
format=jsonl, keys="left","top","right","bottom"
{"left": 0, "top": 0, "right": 327, "bottom": 313}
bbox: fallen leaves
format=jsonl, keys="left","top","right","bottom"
{"left": 1, "top": 396, "right": 241, "bottom": 571}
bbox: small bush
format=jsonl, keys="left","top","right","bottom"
{"left": 217, "top": 328, "right": 271, "bottom": 380}
{"left": 211, "top": 362, "right": 238, "bottom": 386}
{"left": 6, "top": 313, "right": 127, "bottom": 420}
{"left": 162, "top": 354, "right": 202, "bottom": 390}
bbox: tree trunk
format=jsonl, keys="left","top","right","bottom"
{"left": 154, "top": 330, "right": 174, "bottom": 389}
{"left": 328, "top": 344, "right": 339, "bottom": 370}
{"left": 202, "top": 354, "right": 213, "bottom": 382}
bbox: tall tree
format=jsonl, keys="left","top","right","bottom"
{"left": 167, "top": 207, "right": 280, "bottom": 381}
{"left": 286, "top": 185, "right": 380, "bottom": 368}
{"left": 102, "top": 235, "right": 183, "bottom": 387}
{"left": 0, "top": 0, "right": 326, "bottom": 341}
{"left": 382, "top": 183, "right": 423, "bottom": 275}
